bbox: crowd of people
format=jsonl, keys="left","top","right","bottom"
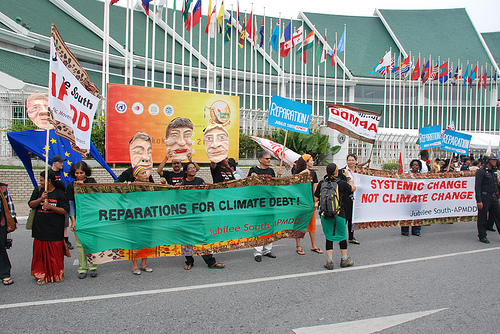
{"left": 1, "top": 147, "right": 499, "bottom": 286}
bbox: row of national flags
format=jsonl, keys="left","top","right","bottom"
{"left": 112, "top": 0, "right": 346, "bottom": 64}
{"left": 371, "top": 51, "right": 498, "bottom": 88}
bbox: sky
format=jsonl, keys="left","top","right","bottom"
{"left": 193, "top": 0, "right": 500, "bottom": 33}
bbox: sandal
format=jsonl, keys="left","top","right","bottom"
{"left": 208, "top": 262, "right": 225, "bottom": 269}
{"left": 184, "top": 264, "right": 193, "bottom": 270}
{"left": 140, "top": 266, "right": 153, "bottom": 273}
{"left": 296, "top": 246, "right": 305, "bottom": 255}
{"left": 349, "top": 239, "right": 361, "bottom": 244}
{"left": 36, "top": 279, "right": 46, "bottom": 285}
{"left": 2, "top": 277, "right": 13, "bottom": 285}
{"left": 311, "top": 248, "right": 324, "bottom": 254}
{"left": 132, "top": 268, "right": 142, "bottom": 275}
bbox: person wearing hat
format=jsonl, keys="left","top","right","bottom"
{"left": 51, "top": 155, "right": 73, "bottom": 249}
{"left": 475, "top": 152, "right": 500, "bottom": 243}
{"left": 292, "top": 154, "right": 323, "bottom": 255}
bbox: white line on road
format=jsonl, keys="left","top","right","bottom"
{"left": 292, "top": 308, "right": 448, "bottom": 334}
{"left": 1, "top": 246, "right": 499, "bottom": 310}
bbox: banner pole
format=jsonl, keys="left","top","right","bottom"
{"left": 44, "top": 118, "right": 50, "bottom": 207}
{"left": 278, "top": 130, "right": 289, "bottom": 177}
{"left": 446, "top": 152, "right": 453, "bottom": 172}
{"left": 367, "top": 141, "right": 375, "bottom": 167}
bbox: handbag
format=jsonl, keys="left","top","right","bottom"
{"left": 26, "top": 208, "right": 35, "bottom": 230}
{"left": 0, "top": 184, "right": 17, "bottom": 232}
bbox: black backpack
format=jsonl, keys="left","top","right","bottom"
{"left": 319, "top": 179, "right": 341, "bottom": 219}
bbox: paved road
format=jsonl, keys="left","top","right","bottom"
{"left": 1, "top": 219, "right": 499, "bottom": 333}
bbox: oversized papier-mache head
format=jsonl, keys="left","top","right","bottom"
{"left": 204, "top": 124, "right": 229, "bottom": 163}
{"left": 164, "top": 117, "right": 193, "bottom": 162}
{"left": 129, "top": 132, "right": 153, "bottom": 178}
{"left": 26, "top": 93, "right": 54, "bottom": 130}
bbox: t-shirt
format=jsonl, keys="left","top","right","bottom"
{"left": 315, "top": 178, "right": 352, "bottom": 218}
{"left": 30, "top": 187, "right": 69, "bottom": 241}
{"left": 115, "top": 167, "right": 154, "bottom": 183}
{"left": 420, "top": 160, "right": 429, "bottom": 173}
{"left": 163, "top": 170, "right": 186, "bottom": 185}
{"left": 211, "top": 165, "right": 235, "bottom": 184}
{"left": 66, "top": 177, "right": 97, "bottom": 201}
{"left": 248, "top": 166, "right": 275, "bottom": 178}
{"left": 183, "top": 177, "right": 204, "bottom": 186}
{"left": 52, "top": 168, "right": 61, "bottom": 181}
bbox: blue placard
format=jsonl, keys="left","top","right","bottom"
{"left": 268, "top": 95, "right": 312, "bottom": 134}
{"left": 418, "top": 125, "right": 442, "bottom": 149}
{"left": 441, "top": 129, "right": 472, "bottom": 155}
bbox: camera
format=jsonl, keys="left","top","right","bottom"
{"left": 5, "top": 238, "right": 12, "bottom": 249}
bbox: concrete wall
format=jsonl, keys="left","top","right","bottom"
{"left": 1, "top": 166, "right": 327, "bottom": 216}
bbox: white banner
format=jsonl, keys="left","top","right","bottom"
{"left": 326, "top": 104, "right": 381, "bottom": 144}
{"left": 49, "top": 38, "right": 100, "bottom": 150}
{"left": 353, "top": 173, "right": 477, "bottom": 223}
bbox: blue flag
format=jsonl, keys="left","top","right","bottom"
{"left": 270, "top": 19, "right": 280, "bottom": 52}
{"left": 337, "top": 30, "right": 345, "bottom": 53}
{"left": 7, "top": 130, "right": 116, "bottom": 187}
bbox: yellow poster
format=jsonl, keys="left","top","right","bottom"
{"left": 106, "top": 84, "right": 240, "bottom": 163}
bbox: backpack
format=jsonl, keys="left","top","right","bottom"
{"left": 319, "top": 179, "right": 341, "bottom": 219}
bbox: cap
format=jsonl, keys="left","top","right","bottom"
{"left": 302, "top": 154, "right": 312, "bottom": 162}
{"left": 51, "top": 155, "right": 66, "bottom": 163}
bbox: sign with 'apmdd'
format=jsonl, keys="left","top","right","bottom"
{"left": 268, "top": 95, "right": 312, "bottom": 134}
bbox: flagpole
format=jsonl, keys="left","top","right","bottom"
{"left": 234, "top": 3, "right": 238, "bottom": 100}
{"left": 334, "top": 32, "right": 337, "bottom": 104}
{"left": 229, "top": 5, "right": 234, "bottom": 95}
{"left": 242, "top": 12, "right": 247, "bottom": 107}
{"left": 457, "top": 60, "right": 462, "bottom": 130}
{"left": 221, "top": 3, "right": 226, "bottom": 95}
{"left": 188, "top": 1, "right": 193, "bottom": 91}
{"left": 129, "top": 0, "right": 134, "bottom": 85}
{"left": 342, "top": 24, "right": 346, "bottom": 105}
{"left": 197, "top": 3, "right": 201, "bottom": 92}
{"left": 475, "top": 61, "right": 479, "bottom": 132}
{"left": 323, "top": 29, "right": 327, "bottom": 116}
{"left": 144, "top": 5, "right": 150, "bottom": 86}
{"left": 101, "top": 0, "right": 109, "bottom": 95}
{"left": 171, "top": 1, "right": 176, "bottom": 89}
{"left": 124, "top": 0, "right": 130, "bottom": 84}
{"left": 163, "top": 0, "right": 168, "bottom": 88}
{"left": 249, "top": 9, "right": 254, "bottom": 110}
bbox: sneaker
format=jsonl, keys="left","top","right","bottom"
{"left": 340, "top": 257, "right": 354, "bottom": 267}
{"left": 66, "top": 240, "right": 74, "bottom": 250}
{"left": 324, "top": 260, "right": 334, "bottom": 270}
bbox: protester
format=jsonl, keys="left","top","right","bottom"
{"left": 401, "top": 160, "right": 423, "bottom": 236}
{"left": 181, "top": 162, "right": 225, "bottom": 269}
{"left": 0, "top": 182, "right": 17, "bottom": 286}
{"left": 130, "top": 166, "right": 154, "bottom": 275}
{"left": 228, "top": 158, "right": 244, "bottom": 179}
{"left": 440, "top": 159, "right": 454, "bottom": 172}
{"left": 29, "top": 170, "right": 69, "bottom": 285}
{"left": 340, "top": 153, "right": 370, "bottom": 245}
{"left": 248, "top": 151, "right": 279, "bottom": 262}
{"left": 157, "top": 151, "right": 199, "bottom": 185}
{"left": 433, "top": 158, "right": 441, "bottom": 173}
{"left": 210, "top": 158, "right": 235, "bottom": 183}
{"left": 460, "top": 158, "right": 471, "bottom": 171}
{"left": 419, "top": 150, "right": 430, "bottom": 173}
{"left": 314, "top": 163, "right": 355, "bottom": 270}
{"left": 474, "top": 152, "right": 500, "bottom": 243}
{"left": 470, "top": 160, "right": 480, "bottom": 171}
{"left": 67, "top": 161, "right": 98, "bottom": 279}
{"left": 292, "top": 154, "right": 322, "bottom": 255}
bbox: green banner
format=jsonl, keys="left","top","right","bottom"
{"left": 75, "top": 177, "right": 314, "bottom": 255}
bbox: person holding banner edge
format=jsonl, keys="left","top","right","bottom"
{"left": 475, "top": 152, "right": 500, "bottom": 244}
{"left": 314, "top": 163, "right": 355, "bottom": 270}
{"left": 339, "top": 153, "right": 370, "bottom": 245}
{"left": 292, "top": 154, "right": 322, "bottom": 255}
{"left": 248, "top": 151, "right": 279, "bottom": 262}
{"left": 401, "top": 160, "right": 423, "bottom": 236}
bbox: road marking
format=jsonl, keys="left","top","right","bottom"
{"left": 1, "top": 246, "right": 499, "bottom": 310}
{"left": 292, "top": 308, "right": 448, "bottom": 334}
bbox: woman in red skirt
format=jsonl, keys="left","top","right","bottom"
{"left": 29, "top": 170, "right": 69, "bottom": 285}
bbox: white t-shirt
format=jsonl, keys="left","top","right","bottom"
{"left": 419, "top": 160, "right": 429, "bottom": 173}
